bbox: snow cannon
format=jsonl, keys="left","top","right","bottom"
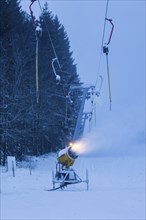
{"left": 57, "top": 146, "right": 78, "bottom": 168}
{"left": 50, "top": 143, "right": 89, "bottom": 191}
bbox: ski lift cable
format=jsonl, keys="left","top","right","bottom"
{"left": 29, "top": 0, "right": 67, "bottom": 117}
{"left": 106, "top": 53, "right": 112, "bottom": 111}
{"left": 94, "top": 0, "right": 114, "bottom": 111}
{"left": 37, "top": 0, "right": 62, "bottom": 71}
{"left": 29, "top": 0, "right": 42, "bottom": 103}
{"left": 89, "top": 0, "right": 109, "bottom": 116}
{"left": 37, "top": 0, "right": 71, "bottom": 123}
{"left": 94, "top": 0, "right": 109, "bottom": 88}
{"left": 29, "top": 0, "right": 60, "bottom": 104}
{"left": 88, "top": 0, "right": 109, "bottom": 120}
{"left": 37, "top": 0, "right": 79, "bottom": 84}
{"left": 103, "top": 18, "right": 114, "bottom": 111}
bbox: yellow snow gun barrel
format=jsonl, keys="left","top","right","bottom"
{"left": 57, "top": 146, "right": 78, "bottom": 168}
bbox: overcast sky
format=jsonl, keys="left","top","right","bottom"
{"left": 21, "top": 0, "right": 145, "bottom": 156}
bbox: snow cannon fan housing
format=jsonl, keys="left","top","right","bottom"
{"left": 58, "top": 147, "right": 78, "bottom": 167}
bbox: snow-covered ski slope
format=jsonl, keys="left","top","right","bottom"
{"left": 1, "top": 153, "right": 145, "bottom": 220}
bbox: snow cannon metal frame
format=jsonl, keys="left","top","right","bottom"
{"left": 52, "top": 146, "right": 89, "bottom": 190}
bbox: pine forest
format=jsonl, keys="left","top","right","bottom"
{"left": 0, "top": 0, "right": 83, "bottom": 165}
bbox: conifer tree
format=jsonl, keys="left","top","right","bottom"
{"left": 0, "top": 1, "right": 82, "bottom": 164}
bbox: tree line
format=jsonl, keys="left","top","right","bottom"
{"left": 0, "top": 0, "right": 82, "bottom": 165}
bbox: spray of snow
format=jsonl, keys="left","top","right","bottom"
{"left": 72, "top": 108, "right": 145, "bottom": 156}
{"left": 69, "top": 141, "right": 88, "bottom": 154}
{"left": 72, "top": 132, "right": 104, "bottom": 155}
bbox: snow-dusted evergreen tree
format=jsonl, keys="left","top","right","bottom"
{"left": 0, "top": 1, "right": 82, "bottom": 165}
{"left": 0, "top": 0, "right": 34, "bottom": 165}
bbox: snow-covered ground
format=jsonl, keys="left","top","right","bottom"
{"left": 1, "top": 152, "right": 145, "bottom": 220}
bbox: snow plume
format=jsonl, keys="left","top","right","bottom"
{"left": 72, "top": 131, "right": 107, "bottom": 155}
{"left": 75, "top": 109, "right": 145, "bottom": 157}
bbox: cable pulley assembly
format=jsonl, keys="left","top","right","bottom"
{"left": 103, "top": 17, "right": 114, "bottom": 111}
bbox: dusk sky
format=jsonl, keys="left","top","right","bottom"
{"left": 21, "top": 0, "right": 145, "bottom": 156}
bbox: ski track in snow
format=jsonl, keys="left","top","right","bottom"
{"left": 1, "top": 153, "right": 145, "bottom": 220}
